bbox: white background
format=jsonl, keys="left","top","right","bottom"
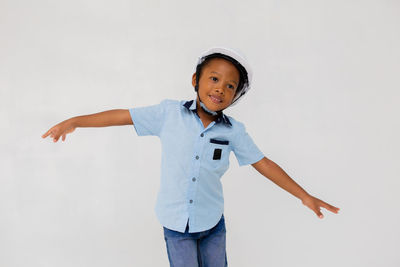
{"left": 1, "top": 0, "right": 399, "bottom": 266}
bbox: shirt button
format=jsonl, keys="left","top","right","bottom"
{"left": 192, "top": 177, "right": 196, "bottom": 182}
{"left": 189, "top": 200, "right": 193, "bottom": 203}
{"left": 195, "top": 155, "right": 199, "bottom": 160}
{"left": 200, "top": 133, "right": 204, "bottom": 137}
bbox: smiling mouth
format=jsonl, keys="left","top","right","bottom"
{"left": 209, "top": 95, "right": 222, "bottom": 104}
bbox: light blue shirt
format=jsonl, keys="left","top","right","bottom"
{"left": 129, "top": 99, "right": 264, "bottom": 233}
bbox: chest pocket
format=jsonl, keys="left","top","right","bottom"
{"left": 207, "top": 138, "right": 230, "bottom": 170}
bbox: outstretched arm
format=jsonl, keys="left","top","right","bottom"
{"left": 251, "top": 157, "right": 340, "bottom": 219}
{"left": 42, "top": 109, "right": 132, "bottom": 143}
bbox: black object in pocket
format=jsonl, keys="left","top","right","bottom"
{"left": 213, "top": 148, "right": 222, "bottom": 160}
{"left": 210, "top": 138, "right": 229, "bottom": 145}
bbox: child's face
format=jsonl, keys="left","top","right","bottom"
{"left": 192, "top": 58, "right": 240, "bottom": 112}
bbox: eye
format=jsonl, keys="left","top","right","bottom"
{"left": 227, "top": 84, "right": 235, "bottom": 90}
{"left": 210, "top": 76, "right": 218, "bottom": 82}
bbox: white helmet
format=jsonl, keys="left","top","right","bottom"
{"left": 194, "top": 46, "right": 253, "bottom": 107}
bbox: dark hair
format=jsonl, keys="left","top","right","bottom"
{"left": 195, "top": 53, "right": 248, "bottom": 98}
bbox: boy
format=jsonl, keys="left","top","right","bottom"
{"left": 42, "top": 47, "right": 340, "bottom": 267}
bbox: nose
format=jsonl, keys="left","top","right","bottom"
{"left": 215, "top": 87, "right": 224, "bottom": 95}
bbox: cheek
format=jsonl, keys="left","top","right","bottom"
{"left": 227, "top": 89, "right": 236, "bottom": 98}
{"left": 201, "top": 81, "right": 212, "bottom": 92}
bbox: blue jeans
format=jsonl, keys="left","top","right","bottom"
{"left": 163, "top": 214, "right": 228, "bottom": 267}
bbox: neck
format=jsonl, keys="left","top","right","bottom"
{"left": 195, "top": 97, "right": 220, "bottom": 121}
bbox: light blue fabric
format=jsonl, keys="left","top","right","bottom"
{"left": 129, "top": 99, "right": 264, "bottom": 233}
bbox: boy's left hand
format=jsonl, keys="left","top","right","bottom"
{"left": 301, "top": 195, "right": 340, "bottom": 219}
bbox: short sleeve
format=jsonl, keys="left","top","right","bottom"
{"left": 129, "top": 99, "right": 169, "bottom": 137}
{"left": 232, "top": 122, "right": 264, "bottom": 166}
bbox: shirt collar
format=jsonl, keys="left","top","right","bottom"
{"left": 183, "top": 100, "right": 232, "bottom": 127}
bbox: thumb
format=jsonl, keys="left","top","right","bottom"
{"left": 316, "top": 209, "right": 324, "bottom": 219}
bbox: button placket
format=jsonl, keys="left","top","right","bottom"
{"left": 188, "top": 131, "right": 204, "bottom": 216}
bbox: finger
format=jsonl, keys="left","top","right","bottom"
{"left": 62, "top": 134, "right": 66, "bottom": 141}
{"left": 321, "top": 202, "right": 340, "bottom": 214}
{"left": 327, "top": 205, "right": 340, "bottom": 213}
{"left": 316, "top": 209, "right": 324, "bottom": 219}
{"left": 42, "top": 130, "right": 51, "bottom": 138}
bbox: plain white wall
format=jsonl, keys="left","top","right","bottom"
{"left": 1, "top": 0, "right": 399, "bottom": 266}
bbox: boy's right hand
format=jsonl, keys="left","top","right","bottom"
{"left": 42, "top": 119, "right": 76, "bottom": 143}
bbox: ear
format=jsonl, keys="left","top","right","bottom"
{"left": 192, "top": 73, "right": 197, "bottom": 88}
